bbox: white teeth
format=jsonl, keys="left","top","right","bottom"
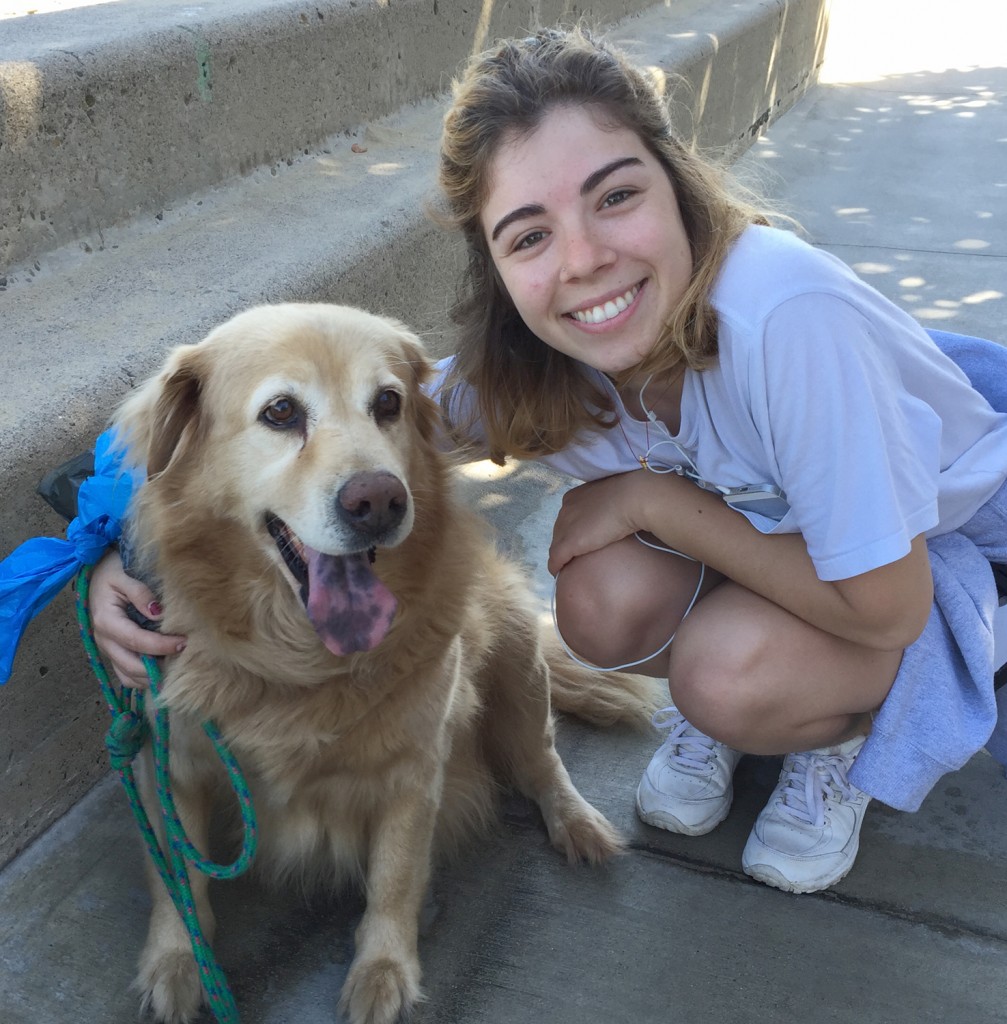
{"left": 571, "top": 284, "right": 640, "bottom": 324}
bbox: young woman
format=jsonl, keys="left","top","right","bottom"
{"left": 88, "top": 27, "right": 1007, "bottom": 894}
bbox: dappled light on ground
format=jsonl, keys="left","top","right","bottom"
{"left": 852, "top": 258, "right": 1005, "bottom": 323}
{"left": 740, "top": 0, "right": 1006, "bottom": 339}
{"left": 458, "top": 459, "right": 518, "bottom": 482}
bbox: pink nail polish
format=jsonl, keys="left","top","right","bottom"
{"left": 148, "top": 601, "right": 163, "bottom": 617}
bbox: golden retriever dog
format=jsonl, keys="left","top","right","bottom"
{"left": 113, "top": 303, "right": 657, "bottom": 1024}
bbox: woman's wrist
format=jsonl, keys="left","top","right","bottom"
{"left": 634, "top": 470, "right": 705, "bottom": 539}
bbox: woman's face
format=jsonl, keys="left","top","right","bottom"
{"left": 480, "top": 104, "right": 693, "bottom": 377}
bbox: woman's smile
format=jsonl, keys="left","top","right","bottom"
{"left": 566, "top": 281, "right": 644, "bottom": 326}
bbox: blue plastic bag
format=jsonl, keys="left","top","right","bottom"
{"left": 0, "top": 429, "right": 143, "bottom": 684}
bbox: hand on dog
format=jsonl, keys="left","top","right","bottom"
{"left": 89, "top": 550, "right": 186, "bottom": 688}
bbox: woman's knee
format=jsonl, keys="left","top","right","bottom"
{"left": 554, "top": 549, "right": 646, "bottom": 667}
{"left": 553, "top": 539, "right": 701, "bottom": 669}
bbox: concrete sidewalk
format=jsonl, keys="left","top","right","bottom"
{"left": 1, "top": 2, "right": 1006, "bottom": 1022}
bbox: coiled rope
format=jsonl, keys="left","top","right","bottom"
{"left": 75, "top": 566, "right": 258, "bottom": 1024}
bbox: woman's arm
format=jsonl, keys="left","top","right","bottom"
{"left": 548, "top": 470, "right": 933, "bottom": 651}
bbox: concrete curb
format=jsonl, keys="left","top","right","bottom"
{"left": 0, "top": 0, "right": 828, "bottom": 866}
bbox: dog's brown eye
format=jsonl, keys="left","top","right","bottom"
{"left": 373, "top": 389, "right": 402, "bottom": 423}
{"left": 261, "top": 397, "right": 300, "bottom": 429}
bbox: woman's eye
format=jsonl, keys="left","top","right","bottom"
{"left": 373, "top": 389, "right": 402, "bottom": 423}
{"left": 602, "top": 188, "right": 635, "bottom": 208}
{"left": 514, "top": 229, "right": 546, "bottom": 251}
{"left": 260, "top": 397, "right": 301, "bottom": 429}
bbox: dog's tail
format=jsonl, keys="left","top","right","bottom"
{"left": 544, "top": 634, "right": 664, "bottom": 733}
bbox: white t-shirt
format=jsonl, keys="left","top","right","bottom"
{"left": 439, "top": 225, "right": 1007, "bottom": 582}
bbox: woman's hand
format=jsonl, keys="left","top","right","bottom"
{"left": 87, "top": 549, "right": 186, "bottom": 688}
{"left": 548, "top": 470, "right": 669, "bottom": 576}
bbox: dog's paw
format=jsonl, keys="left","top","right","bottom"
{"left": 548, "top": 797, "right": 626, "bottom": 866}
{"left": 135, "top": 947, "right": 203, "bottom": 1024}
{"left": 338, "top": 954, "right": 424, "bottom": 1024}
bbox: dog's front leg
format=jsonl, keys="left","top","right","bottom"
{"left": 485, "top": 622, "right": 624, "bottom": 865}
{"left": 338, "top": 771, "right": 441, "bottom": 1024}
{"left": 134, "top": 744, "right": 216, "bottom": 1024}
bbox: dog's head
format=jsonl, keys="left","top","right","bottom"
{"left": 115, "top": 302, "right": 441, "bottom": 658}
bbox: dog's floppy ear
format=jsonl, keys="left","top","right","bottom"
{"left": 116, "top": 343, "right": 209, "bottom": 478}
{"left": 146, "top": 359, "right": 205, "bottom": 477}
{"left": 394, "top": 332, "right": 440, "bottom": 444}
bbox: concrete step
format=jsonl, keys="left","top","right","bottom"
{"left": 0, "top": 0, "right": 829, "bottom": 869}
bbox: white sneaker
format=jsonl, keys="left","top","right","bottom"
{"left": 742, "top": 735, "right": 870, "bottom": 894}
{"left": 635, "top": 707, "right": 743, "bottom": 836}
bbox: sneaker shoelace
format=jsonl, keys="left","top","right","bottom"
{"left": 773, "top": 749, "right": 859, "bottom": 828}
{"left": 652, "top": 707, "right": 722, "bottom": 774}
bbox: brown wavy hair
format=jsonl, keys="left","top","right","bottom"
{"left": 436, "top": 26, "right": 769, "bottom": 461}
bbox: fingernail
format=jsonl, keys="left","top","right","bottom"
{"left": 147, "top": 601, "right": 163, "bottom": 617}
{"left": 176, "top": 641, "right": 187, "bottom": 653}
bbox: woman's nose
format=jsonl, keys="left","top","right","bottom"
{"left": 558, "top": 226, "right": 615, "bottom": 282}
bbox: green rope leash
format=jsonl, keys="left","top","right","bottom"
{"left": 75, "top": 567, "right": 258, "bottom": 1024}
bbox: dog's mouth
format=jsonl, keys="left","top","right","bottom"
{"left": 266, "top": 514, "right": 398, "bottom": 657}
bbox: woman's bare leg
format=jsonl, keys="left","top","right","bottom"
{"left": 556, "top": 538, "right": 901, "bottom": 892}
{"left": 554, "top": 540, "right": 903, "bottom": 754}
{"left": 668, "top": 580, "right": 902, "bottom": 754}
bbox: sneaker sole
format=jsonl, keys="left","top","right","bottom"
{"left": 742, "top": 838, "right": 861, "bottom": 894}
{"left": 635, "top": 784, "right": 733, "bottom": 837}
{"left": 742, "top": 792, "right": 869, "bottom": 895}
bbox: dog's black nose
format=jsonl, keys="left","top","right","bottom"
{"left": 337, "top": 471, "right": 408, "bottom": 539}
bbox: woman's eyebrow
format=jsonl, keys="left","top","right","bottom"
{"left": 489, "top": 156, "right": 644, "bottom": 242}
{"left": 581, "top": 156, "right": 643, "bottom": 196}
{"left": 491, "top": 203, "right": 545, "bottom": 242}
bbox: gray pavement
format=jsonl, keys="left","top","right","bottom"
{"left": 2, "top": 2, "right": 1007, "bottom": 1023}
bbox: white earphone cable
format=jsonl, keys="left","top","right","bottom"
{"left": 551, "top": 374, "right": 708, "bottom": 673}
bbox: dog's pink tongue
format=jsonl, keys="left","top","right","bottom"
{"left": 303, "top": 547, "right": 397, "bottom": 656}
